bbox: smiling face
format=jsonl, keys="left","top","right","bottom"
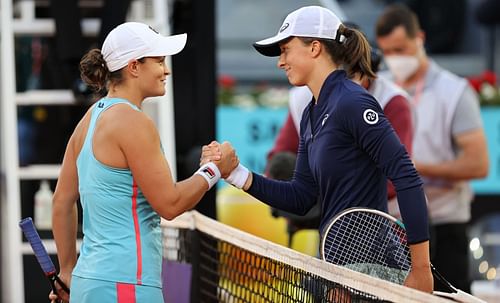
{"left": 137, "top": 56, "right": 169, "bottom": 98}
{"left": 277, "top": 37, "right": 315, "bottom": 86}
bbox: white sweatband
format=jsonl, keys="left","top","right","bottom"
{"left": 195, "top": 162, "right": 221, "bottom": 191}
{"left": 225, "top": 164, "right": 250, "bottom": 189}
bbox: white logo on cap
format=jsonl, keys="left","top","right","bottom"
{"left": 279, "top": 23, "right": 290, "bottom": 33}
{"left": 363, "top": 109, "right": 379, "bottom": 125}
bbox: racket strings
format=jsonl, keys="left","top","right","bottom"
{"left": 325, "top": 213, "right": 387, "bottom": 266}
{"left": 326, "top": 215, "right": 372, "bottom": 264}
{"left": 323, "top": 212, "right": 411, "bottom": 271}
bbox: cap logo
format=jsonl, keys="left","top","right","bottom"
{"left": 148, "top": 25, "right": 159, "bottom": 34}
{"left": 363, "top": 109, "right": 379, "bottom": 125}
{"left": 279, "top": 23, "right": 290, "bottom": 33}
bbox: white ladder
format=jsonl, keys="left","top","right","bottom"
{"left": 0, "top": 0, "right": 177, "bottom": 301}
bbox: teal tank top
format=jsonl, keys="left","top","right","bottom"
{"left": 72, "top": 98, "right": 162, "bottom": 287}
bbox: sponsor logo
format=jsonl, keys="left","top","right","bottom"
{"left": 363, "top": 109, "right": 379, "bottom": 125}
{"left": 279, "top": 22, "right": 290, "bottom": 33}
{"left": 202, "top": 167, "right": 216, "bottom": 179}
{"left": 149, "top": 25, "right": 159, "bottom": 34}
{"left": 321, "top": 114, "right": 329, "bottom": 126}
{"left": 97, "top": 102, "right": 104, "bottom": 108}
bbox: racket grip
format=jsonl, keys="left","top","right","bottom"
{"left": 19, "top": 217, "right": 56, "bottom": 275}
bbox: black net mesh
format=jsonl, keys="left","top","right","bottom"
{"left": 164, "top": 228, "right": 391, "bottom": 303}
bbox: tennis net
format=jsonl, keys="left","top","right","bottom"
{"left": 162, "top": 211, "right": 451, "bottom": 303}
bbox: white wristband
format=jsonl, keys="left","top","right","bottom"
{"left": 225, "top": 164, "right": 250, "bottom": 189}
{"left": 195, "top": 162, "right": 221, "bottom": 191}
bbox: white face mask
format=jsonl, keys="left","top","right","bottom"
{"left": 384, "top": 55, "right": 419, "bottom": 82}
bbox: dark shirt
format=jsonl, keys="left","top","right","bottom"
{"left": 248, "top": 70, "right": 429, "bottom": 244}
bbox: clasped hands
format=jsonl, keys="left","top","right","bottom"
{"left": 200, "top": 141, "right": 237, "bottom": 177}
{"left": 201, "top": 141, "right": 251, "bottom": 189}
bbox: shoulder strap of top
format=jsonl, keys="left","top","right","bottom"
{"left": 82, "top": 97, "right": 141, "bottom": 150}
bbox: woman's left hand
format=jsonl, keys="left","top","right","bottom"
{"left": 404, "top": 265, "right": 433, "bottom": 293}
{"left": 48, "top": 272, "right": 71, "bottom": 303}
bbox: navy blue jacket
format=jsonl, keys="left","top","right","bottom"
{"left": 248, "top": 70, "right": 429, "bottom": 244}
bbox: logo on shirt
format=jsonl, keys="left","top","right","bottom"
{"left": 321, "top": 114, "right": 329, "bottom": 126}
{"left": 363, "top": 109, "right": 379, "bottom": 125}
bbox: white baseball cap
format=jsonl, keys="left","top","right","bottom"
{"left": 253, "top": 6, "right": 343, "bottom": 57}
{"left": 102, "top": 22, "right": 187, "bottom": 72}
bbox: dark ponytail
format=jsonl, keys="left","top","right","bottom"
{"left": 300, "top": 24, "right": 376, "bottom": 81}
{"left": 80, "top": 49, "right": 144, "bottom": 99}
{"left": 79, "top": 49, "right": 109, "bottom": 97}
{"left": 336, "top": 25, "right": 375, "bottom": 81}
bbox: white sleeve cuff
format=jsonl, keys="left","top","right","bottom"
{"left": 225, "top": 164, "right": 249, "bottom": 189}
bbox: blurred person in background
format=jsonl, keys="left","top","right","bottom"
{"left": 203, "top": 6, "right": 433, "bottom": 293}
{"left": 375, "top": 3, "right": 489, "bottom": 293}
{"left": 387, "top": 0, "right": 467, "bottom": 54}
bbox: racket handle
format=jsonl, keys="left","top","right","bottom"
{"left": 50, "top": 274, "right": 71, "bottom": 294}
{"left": 431, "top": 264, "right": 486, "bottom": 303}
{"left": 19, "top": 217, "right": 56, "bottom": 275}
{"left": 19, "top": 217, "right": 71, "bottom": 299}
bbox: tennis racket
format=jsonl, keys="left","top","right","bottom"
{"left": 320, "top": 207, "right": 485, "bottom": 303}
{"left": 19, "top": 217, "right": 70, "bottom": 300}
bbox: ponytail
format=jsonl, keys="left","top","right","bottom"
{"left": 80, "top": 49, "right": 109, "bottom": 95}
{"left": 300, "top": 24, "right": 376, "bottom": 81}
{"left": 336, "top": 25, "right": 376, "bottom": 81}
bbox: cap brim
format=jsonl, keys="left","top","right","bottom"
{"left": 147, "top": 33, "right": 187, "bottom": 57}
{"left": 253, "top": 35, "right": 290, "bottom": 57}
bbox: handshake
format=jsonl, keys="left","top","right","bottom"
{"left": 196, "top": 141, "right": 252, "bottom": 190}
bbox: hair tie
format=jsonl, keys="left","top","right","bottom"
{"left": 335, "top": 30, "right": 346, "bottom": 43}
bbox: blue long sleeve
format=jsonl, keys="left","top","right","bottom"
{"left": 247, "top": 137, "right": 319, "bottom": 215}
{"left": 247, "top": 70, "right": 429, "bottom": 244}
{"left": 340, "top": 88, "right": 429, "bottom": 244}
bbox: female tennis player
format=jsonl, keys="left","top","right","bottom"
{"left": 202, "top": 6, "right": 433, "bottom": 293}
{"left": 50, "top": 22, "right": 238, "bottom": 303}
